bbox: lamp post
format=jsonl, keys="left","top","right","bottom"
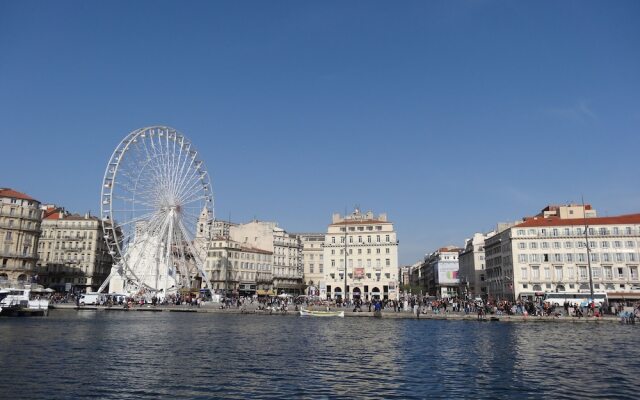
{"left": 582, "top": 198, "right": 595, "bottom": 300}
{"left": 344, "top": 223, "right": 348, "bottom": 304}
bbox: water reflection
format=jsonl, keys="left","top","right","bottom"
{"left": 0, "top": 312, "right": 638, "bottom": 399}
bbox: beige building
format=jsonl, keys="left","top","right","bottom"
{"left": 229, "top": 221, "right": 303, "bottom": 295}
{"left": 205, "top": 236, "right": 273, "bottom": 296}
{"left": 0, "top": 188, "right": 42, "bottom": 283}
{"left": 417, "top": 247, "right": 462, "bottom": 298}
{"left": 36, "top": 207, "right": 113, "bottom": 292}
{"left": 484, "top": 204, "right": 640, "bottom": 302}
{"left": 295, "top": 232, "right": 325, "bottom": 295}
{"left": 323, "top": 209, "right": 399, "bottom": 301}
{"left": 459, "top": 231, "right": 495, "bottom": 299}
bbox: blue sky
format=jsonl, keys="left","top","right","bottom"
{"left": 1, "top": 1, "right": 639, "bottom": 265}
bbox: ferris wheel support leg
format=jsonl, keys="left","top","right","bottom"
{"left": 97, "top": 264, "right": 121, "bottom": 294}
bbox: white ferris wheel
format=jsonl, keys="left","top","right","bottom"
{"left": 97, "top": 126, "right": 213, "bottom": 297}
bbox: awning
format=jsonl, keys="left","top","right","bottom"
{"left": 257, "top": 289, "right": 276, "bottom": 296}
{"left": 607, "top": 292, "right": 640, "bottom": 299}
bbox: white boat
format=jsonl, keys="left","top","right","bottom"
{"left": 299, "top": 309, "right": 344, "bottom": 317}
{"left": 0, "top": 286, "right": 51, "bottom": 316}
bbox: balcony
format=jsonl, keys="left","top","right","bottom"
{"left": 0, "top": 251, "right": 38, "bottom": 260}
{"left": 0, "top": 209, "right": 42, "bottom": 221}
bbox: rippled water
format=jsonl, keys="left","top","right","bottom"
{"left": 1, "top": 311, "right": 638, "bottom": 399}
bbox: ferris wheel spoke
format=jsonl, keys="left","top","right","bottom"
{"left": 177, "top": 218, "right": 210, "bottom": 285}
{"left": 174, "top": 150, "right": 200, "bottom": 199}
{"left": 176, "top": 173, "right": 205, "bottom": 203}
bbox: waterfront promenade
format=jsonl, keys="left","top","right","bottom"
{"left": 49, "top": 303, "right": 626, "bottom": 323}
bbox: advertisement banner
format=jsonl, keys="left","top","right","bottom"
{"left": 354, "top": 267, "right": 364, "bottom": 279}
{"left": 437, "top": 261, "right": 459, "bottom": 284}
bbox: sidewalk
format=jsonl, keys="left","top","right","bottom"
{"left": 49, "top": 303, "right": 624, "bottom": 323}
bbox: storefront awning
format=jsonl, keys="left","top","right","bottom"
{"left": 257, "top": 289, "right": 276, "bottom": 296}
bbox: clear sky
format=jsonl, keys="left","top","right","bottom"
{"left": 1, "top": 1, "right": 639, "bottom": 265}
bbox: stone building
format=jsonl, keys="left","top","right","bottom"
{"left": 458, "top": 231, "right": 495, "bottom": 299}
{"left": 0, "top": 188, "right": 42, "bottom": 283}
{"left": 205, "top": 236, "right": 273, "bottom": 296}
{"left": 295, "top": 232, "right": 325, "bottom": 296}
{"left": 229, "top": 221, "right": 303, "bottom": 295}
{"left": 419, "top": 247, "right": 462, "bottom": 298}
{"left": 36, "top": 207, "right": 113, "bottom": 292}
{"left": 484, "top": 204, "right": 640, "bottom": 303}
{"left": 323, "top": 209, "right": 399, "bottom": 301}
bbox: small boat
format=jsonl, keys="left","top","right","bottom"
{"left": 0, "top": 286, "right": 51, "bottom": 317}
{"left": 299, "top": 309, "right": 344, "bottom": 318}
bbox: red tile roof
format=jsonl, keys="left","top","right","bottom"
{"left": 0, "top": 188, "right": 38, "bottom": 202}
{"left": 516, "top": 213, "right": 640, "bottom": 227}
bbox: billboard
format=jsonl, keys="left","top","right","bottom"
{"left": 353, "top": 267, "right": 364, "bottom": 279}
{"left": 437, "top": 261, "right": 459, "bottom": 284}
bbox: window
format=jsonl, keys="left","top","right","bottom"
{"left": 555, "top": 266, "right": 563, "bottom": 281}
{"left": 519, "top": 254, "right": 527, "bottom": 263}
{"left": 385, "top": 248, "right": 390, "bottom": 254}
{"left": 309, "top": 264, "right": 314, "bottom": 274}
{"left": 614, "top": 241, "right": 622, "bottom": 248}
{"left": 319, "top": 264, "right": 323, "bottom": 273}
{"left": 518, "top": 243, "right": 526, "bottom": 250}
{"left": 565, "top": 254, "right": 574, "bottom": 262}
{"left": 579, "top": 266, "right": 588, "bottom": 279}
{"left": 625, "top": 241, "right": 634, "bottom": 248}
{"left": 602, "top": 253, "right": 610, "bottom": 262}
{"left": 521, "top": 267, "right": 528, "bottom": 279}
{"left": 565, "top": 241, "right": 572, "bottom": 249}
{"left": 567, "top": 267, "right": 575, "bottom": 279}
{"left": 578, "top": 253, "right": 586, "bottom": 262}
{"left": 544, "top": 267, "right": 551, "bottom": 280}
{"left": 602, "top": 241, "right": 609, "bottom": 248}
{"left": 592, "top": 267, "right": 602, "bottom": 278}
{"left": 532, "top": 267, "right": 540, "bottom": 280}
{"left": 616, "top": 253, "right": 624, "bottom": 262}
{"left": 530, "top": 254, "right": 540, "bottom": 262}
{"left": 604, "top": 266, "right": 613, "bottom": 279}
{"left": 542, "top": 242, "right": 549, "bottom": 249}
{"left": 629, "top": 254, "right": 638, "bottom": 262}
{"left": 517, "top": 229, "right": 525, "bottom": 236}
{"left": 616, "top": 267, "right": 625, "bottom": 278}
{"left": 385, "top": 259, "right": 390, "bottom": 266}
{"left": 553, "top": 242, "right": 561, "bottom": 249}
{"left": 530, "top": 242, "right": 538, "bottom": 249}
{"left": 630, "top": 267, "right": 638, "bottom": 280}
{"left": 554, "top": 254, "right": 562, "bottom": 262}
{"left": 590, "top": 253, "right": 599, "bottom": 262}
{"left": 385, "top": 235, "right": 390, "bottom": 242}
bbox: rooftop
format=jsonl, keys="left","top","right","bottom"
{"left": 0, "top": 188, "right": 38, "bottom": 202}
{"left": 516, "top": 213, "right": 640, "bottom": 228}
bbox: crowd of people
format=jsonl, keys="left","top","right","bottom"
{"left": 48, "top": 289, "right": 640, "bottom": 323}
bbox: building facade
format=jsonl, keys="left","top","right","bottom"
{"left": 419, "top": 247, "right": 462, "bottom": 298}
{"left": 295, "top": 232, "right": 325, "bottom": 296}
{"left": 0, "top": 188, "right": 42, "bottom": 283}
{"left": 323, "top": 209, "right": 399, "bottom": 301}
{"left": 229, "top": 221, "right": 303, "bottom": 295}
{"left": 205, "top": 236, "right": 273, "bottom": 296}
{"left": 36, "top": 207, "right": 113, "bottom": 292}
{"left": 484, "top": 204, "right": 640, "bottom": 302}
{"left": 458, "top": 232, "right": 495, "bottom": 299}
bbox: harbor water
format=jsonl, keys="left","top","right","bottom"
{"left": 0, "top": 311, "right": 638, "bottom": 399}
